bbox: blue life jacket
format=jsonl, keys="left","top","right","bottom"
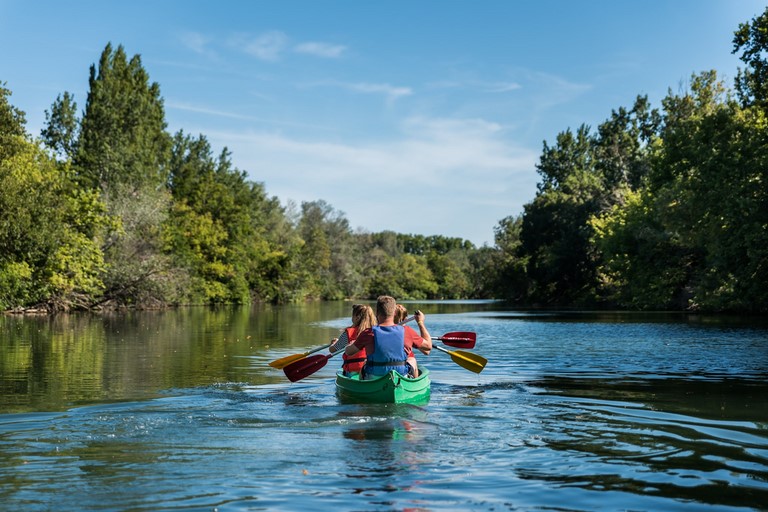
{"left": 364, "top": 325, "right": 409, "bottom": 377}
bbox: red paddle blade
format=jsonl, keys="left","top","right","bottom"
{"left": 283, "top": 354, "right": 331, "bottom": 382}
{"left": 438, "top": 331, "right": 476, "bottom": 349}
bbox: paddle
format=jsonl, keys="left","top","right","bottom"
{"left": 283, "top": 350, "right": 342, "bottom": 382}
{"left": 283, "top": 328, "right": 480, "bottom": 382}
{"left": 433, "top": 345, "right": 487, "bottom": 374}
{"left": 434, "top": 331, "right": 476, "bottom": 349}
{"left": 268, "top": 342, "right": 333, "bottom": 369}
{"left": 270, "top": 316, "right": 415, "bottom": 370}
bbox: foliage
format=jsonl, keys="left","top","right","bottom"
{"left": 41, "top": 91, "right": 79, "bottom": 161}
{"left": 0, "top": 86, "right": 109, "bottom": 310}
{"left": 74, "top": 42, "right": 171, "bottom": 192}
{"left": 100, "top": 184, "right": 185, "bottom": 307}
{"left": 590, "top": 189, "right": 694, "bottom": 309}
{"left": 733, "top": 6, "right": 768, "bottom": 108}
{"left": 165, "top": 131, "right": 289, "bottom": 304}
{"left": 4, "top": 9, "right": 768, "bottom": 314}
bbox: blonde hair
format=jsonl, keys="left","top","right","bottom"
{"left": 393, "top": 304, "right": 408, "bottom": 324}
{"left": 351, "top": 304, "right": 376, "bottom": 330}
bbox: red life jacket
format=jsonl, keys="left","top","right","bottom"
{"left": 342, "top": 326, "right": 367, "bottom": 374}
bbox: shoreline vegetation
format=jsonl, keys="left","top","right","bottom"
{"left": 2, "top": 9, "right": 767, "bottom": 315}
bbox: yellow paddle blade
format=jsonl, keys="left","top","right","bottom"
{"left": 268, "top": 352, "right": 308, "bottom": 369}
{"left": 434, "top": 345, "right": 487, "bottom": 374}
{"left": 449, "top": 349, "right": 487, "bottom": 374}
{"left": 268, "top": 342, "right": 335, "bottom": 369}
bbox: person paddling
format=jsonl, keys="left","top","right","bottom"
{"left": 394, "top": 304, "right": 420, "bottom": 377}
{"left": 329, "top": 304, "right": 376, "bottom": 376}
{"left": 345, "top": 295, "right": 432, "bottom": 379}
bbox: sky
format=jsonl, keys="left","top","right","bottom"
{"left": 1, "top": 0, "right": 764, "bottom": 246}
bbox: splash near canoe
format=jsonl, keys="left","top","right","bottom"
{"left": 335, "top": 368, "right": 431, "bottom": 404}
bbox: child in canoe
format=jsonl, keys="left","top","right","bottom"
{"left": 329, "top": 304, "right": 376, "bottom": 376}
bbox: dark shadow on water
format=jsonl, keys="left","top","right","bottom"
{"left": 530, "top": 374, "right": 768, "bottom": 422}
{"left": 516, "top": 374, "right": 768, "bottom": 510}
{"left": 473, "top": 309, "right": 768, "bottom": 328}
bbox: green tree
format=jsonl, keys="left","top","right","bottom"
{"left": 67, "top": 43, "right": 177, "bottom": 307}
{"left": 590, "top": 189, "right": 694, "bottom": 309}
{"left": 0, "top": 85, "right": 108, "bottom": 311}
{"left": 733, "top": 6, "right": 768, "bottom": 108}
{"left": 0, "top": 82, "right": 26, "bottom": 161}
{"left": 41, "top": 91, "right": 79, "bottom": 162}
{"left": 520, "top": 125, "right": 604, "bottom": 305}
{"left": 166, "top": 131, "right": 290, "bottom": 303}
{"left": 427, "top": 250, "right": 472, "bottom": 299}
{"left": 486, "top": 215, "right": 528, "bottom": 301}
{"left": 74, "top": 43, "right": 171, "bottom": 192}
{"left": 653, "top": 71, "right": 767, "bottom": 311}
{"left": 295, "top": 200, "right": 362, "bottom": 300}
{"left": 594, "top": 95, "right": 660, "bottom": 192}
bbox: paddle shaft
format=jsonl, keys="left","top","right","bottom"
{"left": 268, "top": 342, "right": 333, "bottom": 369}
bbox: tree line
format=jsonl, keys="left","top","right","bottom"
{"left": 1, "top": 9, "right": 766, "bottom": 313}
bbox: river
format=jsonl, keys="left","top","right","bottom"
{"left": 1, "top": 301, "right": 766, "bottom": 511}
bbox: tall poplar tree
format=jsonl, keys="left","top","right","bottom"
{"left": 75, "top": 43, "right": 170, "bottom": 191}
{"left": 72, "top": 43, "right": 176, "bottom": 306}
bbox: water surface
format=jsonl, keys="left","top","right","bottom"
{"left": 1, "top": 303, "right": 766, "bottom": 510}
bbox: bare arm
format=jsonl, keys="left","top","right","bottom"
{"left": 415, "top": 310, "right": 432, "bottom": 355}
{"left": 345, "top": 341, "right": 361, "bottom": 356}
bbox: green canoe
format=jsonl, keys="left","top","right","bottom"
{"left": 335, "top": 368, "right": 431, "bottom": 404}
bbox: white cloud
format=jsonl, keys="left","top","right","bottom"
{"left": 166, "top": 101, "right": 331, "bottom": 130}
{"left": 203, "top": 116, "right": 539, "bottom": 245}
{"left": 348, "top": 82, "right": 413, "bottom": 101}
{"left": 294, "top": 41, "right": 346, "bottom": 58}
{"left": 485, "top": 81, "right": 522, "bottom": 93}
{"left": 179, "top": 31, "right": 215, "bottom": 58}
{"left": 167, "top": 101, "right": 256, "bottom": 120}
{"left": 522, "top": 69, "right": 592, "bottom": 107}
{"left": 305, "top": 80, "right": 413, "bottom": 103}
{"left": 234, "top": 31, "right": 289, "bottom": 61}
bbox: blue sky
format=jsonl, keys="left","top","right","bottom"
{"left": 1, "top": 1, "right": 764, "bottom": 246}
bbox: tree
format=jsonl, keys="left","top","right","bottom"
{"left": 0, "top": 85, "right": 109, "bottom": 311}
{"left": 594, "top": 95, "right": 660, "bottom": 192}
{"left": 69, "top": 43, "right": 176, "bottom": 306}
{"left": 41, "top": 91, "right": 79, "bottom": 162}
{"left": 652, "top": 71, "right": 767, "bottom": 311}
{"left": 486, "top": 215, "right": 528, "bottom": 301}
{"left": 520, "top": 124, "right": 604, "bottom": 305}
{"left": 590, "top": 189, "right": 694, "bottom": 309}
{"left": 74, "top": 43, "right": 170, "bottom": 192}
{"left": 295, "top": 200, "right": 362, "bottom": 300}
{"left": 166, "top": 131, "right": 291, "bottom": 303}
{"left": 535, "top": 124, "right": 594, "bottom": 192}
{"left": 733, "top": 6, "right": 768, "bottom": 108}
{"left": 0, "top": 82, "right": 27, "bottom": 161}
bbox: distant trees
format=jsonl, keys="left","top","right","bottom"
{"left": 490, "top": 7, "right": 768, "bottom": 312}
{"left": 2, "top": 7, "right": 767, "bottom": 313}
{"left": 1, "top": 43, "right": 486, "bottom": 311}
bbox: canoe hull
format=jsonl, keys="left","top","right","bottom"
{"left": 335, "top": 368, "right": 431, "bottom": 404}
